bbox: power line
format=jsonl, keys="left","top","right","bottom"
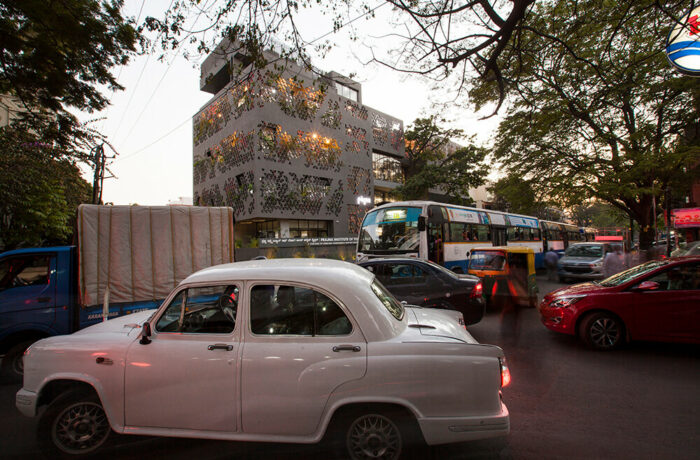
{"left": 115, "top": 116, "right": 191, "bottom": 162}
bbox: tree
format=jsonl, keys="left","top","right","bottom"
{"left": 392, "top": 117, "right": 488, "bottom": 204}
{"left": 0, "top": 127, "right": 92, "bottom": 251}
{"left": 0, "top": 0, "right": 140, "bottom": 151}
{"left": 471, "top": 0, "right": 700, "bottom": 250}
{"left": 144, "top": 1, "right": 535, "bottom": 107}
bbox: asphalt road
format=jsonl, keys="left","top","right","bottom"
{"left": 2, "top": 275, "right": 699, "bottom": 459}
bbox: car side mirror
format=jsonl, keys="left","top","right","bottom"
{"left": 632, "top": 281, "right": 660, "bottom": 292}
{"left": 418, "top": 216, "right": 426, "bottom": 232}
{"left": 140, "top": 321, "right": 152, "bottom": 345}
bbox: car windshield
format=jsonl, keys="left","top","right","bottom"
{"left": 423, "top": 259, "right": 459, "bottom": 278}
{"left": 468, "top": 251, "right": 506, "bottom": 271}
{"left": 565, "top": 244, "right": 603, "bottom": 257}
{"left": 370, "top": 280, "right": 404, "bottom": 320}
{"left": 358, "top": 207, "right": 421, "bottom": 254}
{"left": 598, "top": 259, "right": 670, "bottom": 287}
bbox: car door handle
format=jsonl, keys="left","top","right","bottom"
{"left": 332, "top": 345, "right": 361, "bottom": 352}
{"left": 37, "top": 297, "right": 51, "bottom": 303}
{"left": 208, "top": 344, "right": 233, "bottom": 351}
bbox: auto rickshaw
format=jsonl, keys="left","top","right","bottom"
{"left": 467, "top": 246, "right": 539, "bottom": 308}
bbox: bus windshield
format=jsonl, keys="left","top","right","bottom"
{"left": 359, "top": 207, "right": 421, "bottom": 253}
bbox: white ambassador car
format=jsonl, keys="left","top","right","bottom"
{"left": 17, "top": 259, "right": 510, "bottom": 459}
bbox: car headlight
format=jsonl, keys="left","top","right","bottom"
{"left": 549, "top": 296, "right": 585, "bottom": 308}
{"left": 589, "top": 259, "right": 603, "bottom": 268}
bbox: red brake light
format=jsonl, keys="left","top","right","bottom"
{"left": 500, "top": 358, "right": 511, "bottom": 387}
{"left": 471, "top": 282, "right": 483, "bottom": 298}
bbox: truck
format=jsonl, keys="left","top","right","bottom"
{"left": 0, "top": 204, "right": 235, "bottom": 381}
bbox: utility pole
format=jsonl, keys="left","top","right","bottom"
{"left": 91, "top": 144, "right": 105, "bottom": 204}
{"left": 665, "top": 186, "right": 672, "bottom": 257}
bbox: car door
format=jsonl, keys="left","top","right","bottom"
{"left": 378, "top": 262, "right": 431, "bottom": 305}
{"left": 241, "top": 282, "right": 366, "bottom": 436}
{"left": 0, "top": 254, "right": 57, "bottom": 334}
{"left": 627, "top": 262, "right": 700, "bottom": 341}
{"left": 124, "top": 283, "right": 240, "bottom": 432}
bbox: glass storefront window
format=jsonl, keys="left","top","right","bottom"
{"left": 372, "top": 152, "right": 404, "bottom": 183}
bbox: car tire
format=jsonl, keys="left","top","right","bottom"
{"left": 333, "top": 408, "right": 422, "bottom": 460}
{"left": 579, "top": 312, "right": 625, "bottom": 351}
{"left": 38, "top": 389, "right": 112, "bottom": 458}
{"left": 1, "top": 340, "right": 34, "bottom": 383}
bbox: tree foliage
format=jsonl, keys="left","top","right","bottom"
{"left": 487, "top": 175, "right": 563, "bottom": 220}
{"left": 0, "top": 0, "right": 140, "bottom": 151}
{"left": 393, "top": 117, "right": 488, "bottom": 204}
{"left": 0, "top": 127, "right": 92, "bottom": 251}
{"left": 472, "top": 0, "right": 700, "bottom": 249}
{"left": 144, "top": 0, "right": 535, "bottom": 109}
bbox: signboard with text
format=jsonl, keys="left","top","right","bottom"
{"left": 260, "top": 237, "right": 357, "bottom": 248}
{"left": 671, "top": 208, "right": 700, "bottom": 228}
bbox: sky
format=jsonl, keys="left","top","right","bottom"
{"left": 83, "top": 0, "right": 501, "bottom": 205}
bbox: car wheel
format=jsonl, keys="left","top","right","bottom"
{"left": 579, "top": 313, "right": 625, "bottom": 351}
{"left": 334, "top": 409, "right": 421, "bottom": 460}
{"left": 1, "top": 340, "right": 34, "bottom": 383}
{"left": 38, "top": 389, "right": 111, "bottom": 458}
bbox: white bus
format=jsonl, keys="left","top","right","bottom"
{"left": 356, "top": 201, "right": 545, "bottom": 272}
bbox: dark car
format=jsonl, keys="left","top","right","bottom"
{"left": 540, "top": 256, "right": 700, "bottom": 350}
{"left": 357, "top": 258, "right": 485, "bottom": 325}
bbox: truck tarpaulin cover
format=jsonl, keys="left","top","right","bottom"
{"left": 77, "top": 205, "right": 234, "bottom": 307}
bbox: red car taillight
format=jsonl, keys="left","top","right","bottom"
{"left": 471, "top": 282, "right": 483, "bottom": 298}
{"left": 500, "top": 358, "right": 511, "bottom": 388}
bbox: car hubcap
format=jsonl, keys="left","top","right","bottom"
{"left": 590, "top": 318, "right": 620, "bottom": 348}
{"left": 52, "top": 402, "right": 109, "bottom": 454}
{"left": 348, "top": 414, "right": 401, "bottom": 460}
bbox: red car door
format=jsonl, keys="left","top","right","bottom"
{"left": 626, "top": 262, "right": 700, "bottom": 342}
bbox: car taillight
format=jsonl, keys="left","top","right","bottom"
{"left": 499, "top": 358, "right": 511, "bottom": 388}
{"left": 471, "top": 282, "right": 483, "bottom": 298}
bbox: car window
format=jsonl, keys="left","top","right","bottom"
{"left": 385, "top": 263, "right": 422, "bottom": 285}
{"left": 0, "top": 255, "right": 51, "bottom": 291}
{"left": 469, "top": 252, "right": 506, "bottom": 270}
{"left": 565, "top": 245, "right": 603, "bottom": 257}
{"left": 250, "top": 284, "right": 352, "bottom": 336}
{"left": 639, "top": 263, "right": 700, "bottom": 291}
{"left": 599, "top": 260, "right": 670, "bottom": 287}
{"left": 155, "top": 285, "right": 238, "bottom": 334}
{"left": 371, "top": 280, "right": 404, "bottom": 320}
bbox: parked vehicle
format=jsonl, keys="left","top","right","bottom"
{"left": 671, "top": 240, "right": 700, "bottom": 257}
{"left": 557, "top": 242, "right": 614, "bottom": 282}
{"left": 17, "top": 259, "right": 510, "bottom": 458}
{"left": 467, "top": 246, "right": 539, "bottom": 308}
{"left": 0, "top": 205, "right": 235, "bottom": 381}
{"left": 539, "top": 257, "right": 700, "bottom": 350}
{"left": 357, "top": 258, "right": 485, "bottom": 325}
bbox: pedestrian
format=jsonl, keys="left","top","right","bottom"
{"left": 544, "top": 249, "right": 559, "bottom": 281}
{"left": 603, "top": 245, "right": 627, "bottom": 278}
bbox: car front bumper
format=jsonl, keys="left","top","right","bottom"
{"left": 417, "top": 403, "right": 509, "bottom": 445}
{"left": 539, "top": 303, "right": 577, "bottom": 335}
{"left": 16, "top": 388, "right": 38, "bottom": 417}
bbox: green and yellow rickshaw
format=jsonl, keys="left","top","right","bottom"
{"left": 467, "top": 246, "right": 539, "bottom": 308}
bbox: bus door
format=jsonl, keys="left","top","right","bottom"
{"left": 427, "top": 223, "right": 444, "bottom": 265}
{"left": 492, "top": 227, "right": 507, "bottom": 246}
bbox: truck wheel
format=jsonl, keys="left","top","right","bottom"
{"left": 38, "top": 389, "right": 111, "bottom": 458}
{"left": 1, "top": 340, "right": 34, "bottom": 383}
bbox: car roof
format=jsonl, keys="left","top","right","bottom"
{"left": 185, "top": 258, "right": 374, "bottom": 286}
{"left": 180, "top": 258, "right": 402, "bottom": 342}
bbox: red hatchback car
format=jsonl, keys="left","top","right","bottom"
{"left": 539, "top": 257, "right": 700, "bottom": 350}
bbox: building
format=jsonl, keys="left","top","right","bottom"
{"left": 193, "top": 41, "right": 405, "bottom": 244}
